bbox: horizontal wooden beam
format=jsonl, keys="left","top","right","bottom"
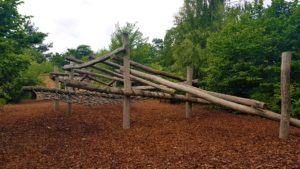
{"left": 54, "top": 79, "right": 210, "bottom": 104}
{"left": 22, "top": 86, "right": 123, "bottom": 99}
{"left": 132, "top": 86, "right": 155, "bottom": 90}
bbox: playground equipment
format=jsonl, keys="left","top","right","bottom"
{"left": 23, "top": 33, "right": 298, "bottom": 139}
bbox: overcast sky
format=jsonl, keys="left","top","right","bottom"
{"left": 19, "top": 0, "right": 273, "bottom": 53}
{"left": 19, "top": 0, "right": 183, "bottom": 53}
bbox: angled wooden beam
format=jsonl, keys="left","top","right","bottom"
{"left": 128, "top": 67, "right": 300, "bottom": 127}
{"left": 73, "top": 69, "right": 124, "bottom": 82}
{"left": 87, "top": 76, "right": 110, "bottom": 86}
{"left": 63, "top": 47, "right": 125, "bottom": 70}
{"left": 65, "top": 57, "right": 124, "bottom": 79}
{"left": 114, "top": 56, "right": 185, "bottom": 81}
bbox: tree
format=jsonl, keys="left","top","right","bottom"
{"left": 65, "top": 45, "right": 94, "bottom": 60}
{"left": 160, "top": 0, "right": 226, "bottom": 75}
{"left": 108, "top": 22, "right": 155, "bottom": 64}
{"left": 203, "top": 0, "right": 300, "bottom": 117}
{"left": 0, "top": 0, "right": 50, "bottom": 102}
{"left": 49, "top": 52, "right": 68, "bottom": 67}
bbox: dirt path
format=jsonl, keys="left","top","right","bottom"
{"left": 0, "top": 100, "right": 299, "bottom": 168}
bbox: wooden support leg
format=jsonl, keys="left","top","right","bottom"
{"left": 122, "top": 32, "right": 131, "bottom": 129}
{"left": 185, "top": 66, "right": 193, "bottom": 118}
{"left": 67, "top": 101, "right": 72, "bottom": 115}
{"left": 66, "top": 68, "right": 74, "bottom": 115}
{"left": 279, "top": 52, "right": 291, "bottom": 139}
{"left": 53, "top": 66, "right": 60, "bottom": 112}
{"left": 123, "top": 95, "right": 130, "bottom": 129}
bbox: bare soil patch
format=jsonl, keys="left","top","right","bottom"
{"left": 0, "top": 100, "right": 299, "bottom": 168}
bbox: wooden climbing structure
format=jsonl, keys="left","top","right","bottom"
{"left": 23, "top": 33, "right": 299, "bottom": 139}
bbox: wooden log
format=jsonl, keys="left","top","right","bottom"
{"left": 129, "top": 68, "right": 300, "bottom": 128}
{"left": 115, "top": 69, "right": 175, "bottom": 94}
{"left": 114, "top": 56, "right": 185, "bottom": 81}
{"left": 185, "top": 66, "right": 193, "bottom": 118}
{"left": 87, "top": 76, "right": 110, "bottom": 86}
{"left": 53, "top": 66, "right": 60, "bottom": 112}
{"left": 130, "top": 75, "right": 175, "bottom": 94}
{"left": 201, "top": 90, "right": 265, "bottom": 109}
{"left": 51, "top": 78, "right": 210, "bottom": 104}
{"left": 108, "top": 80, "right": 117, "bottom": 87}
{"left": 65, "top": 57, "right": 124, "bottom": 79}
{"left": 67, "top": 67, "right": 74, "bottom": 115}
{"left": 49, "top": 72, "right": 81, "bottom": 79}
{"left": 80, "top": 74, "right": 89, "bottom": 82}
{"left": 22, "top": 86, "right": 124, "bottom": 99}
{"left": 73, "top": 69, "right": 124, "bottom": 82}
{"left": 66, "top": 57, "right": 173, "bottom": 93}
{"left": 63, "top": 47, "right": 125, "bottom": 70}
{"left": 132, "top": 86, "right": 155, "bottom": 90}
{"left": 279, "top": 52, "right": 292, "bottom": 139}
{"left": 122, "top": 33, "right": 131, "bottom": 129}
{"left": 104, "top": 60, "right": 266, "bottom": 109}
{"left": 180, "top": 83, "right": 265, "bottom": 108}
{"left": 104, "top": 61, "right": 176, "bottom": 94}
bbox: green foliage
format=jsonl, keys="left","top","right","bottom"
{"left": 65, "top": 45, "right": 94, "bottom": 60}
{"left": 157, "top": 0, "right": 300, "bottom": 118}
{"left": 0, "top": 0, "right": 50, "bottom": 102}
{"left": 109, "top": 22, "right": 157, "bottom": 65}
{"left": 160, "top": 0, "right": 225, "bottom": 76}
{"left": 202, "top": 0, "right": 300, "bottom": 117}
{"left": 49, "top": 52, "right": 68, "bottom": 67}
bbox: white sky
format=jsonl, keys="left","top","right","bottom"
{"left": 19, "top": 0, "right": 183, "bottom": 53}
{"left": 19, "top": 0, "right": 273, "bottom": 53}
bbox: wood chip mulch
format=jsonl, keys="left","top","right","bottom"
{"left": 0, "top": 100, "right": 299, "bottom": 168}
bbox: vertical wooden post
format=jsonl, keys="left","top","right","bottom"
{"left": 123, "top": 32, "right": 131, "bottom": 129}
{"left": 113, "top": 81, "right": 117, "bottom": 88}
{"left": 185, "top": 65, "right": 193, "bottom": 118}
{"left": 53, "top": 66, "right": 60, "bottom": 112}
{"left": 279, "top": 52, "right": 291, "bottom": 139}
{"left": 67, "top": 66, "right": 74, "bottom": 115}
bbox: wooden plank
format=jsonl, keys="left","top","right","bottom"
{"left": 122, "top": 33, "right": 131, "bottom": 129}
{"left": 279, "top": 52, "right": 292, "bottom": 139}
{"left": 185, "top": 66, "right": 193, "bottom": 118}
